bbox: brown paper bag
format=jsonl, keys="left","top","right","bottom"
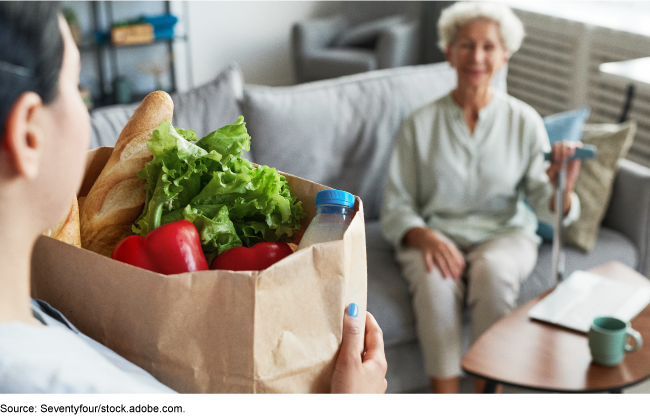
{"left": 31, "top": 147, "right": 367, "bottom": 393}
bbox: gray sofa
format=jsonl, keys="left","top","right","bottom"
{"left": 90, "top": 62, "right": 650, "bottom": 393}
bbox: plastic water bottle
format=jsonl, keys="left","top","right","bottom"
{"left": 297, "top": 190, "right": 354, "bottom": 250}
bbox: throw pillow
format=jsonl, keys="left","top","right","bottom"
{"left": 171, "top": 62, "right": 244, "bottom": 139}
{"left": 566, "top": 121, "right": 637, "bottom": 252}
{"left": 333, "top": 15, "right": 405, "bottom": 48}
{"left": 543, "top": 107, "right": 590, "bottom": 143}
{"left": 536, "top": 107, "right": 591, "bottom": 242}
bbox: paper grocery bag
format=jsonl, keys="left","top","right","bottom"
{"left": 31, "top": 147, "right": 367, "bottom": 393}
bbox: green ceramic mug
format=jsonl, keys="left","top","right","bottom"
{"left": 588, "top": 316, "right": 643, "bottom": 366}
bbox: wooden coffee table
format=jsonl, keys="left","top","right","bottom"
{"left": 461, "top": 261, "right": 650, "bottom": 393}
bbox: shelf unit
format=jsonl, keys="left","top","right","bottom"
{"left": 79, "top": 1, "right": 190, "bottom": 108}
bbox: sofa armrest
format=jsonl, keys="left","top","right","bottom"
{"left": 602, "top": 158, "right": 650, "bottom": 276}
{"left": 375, "top": 21, "right": 420, "bottom": 69}
{"left": 292, "top": 16, "right": 346, "bottom": 82}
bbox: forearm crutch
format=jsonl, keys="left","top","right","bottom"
{"left": 544, "top": 144, "right": 597, "bottom": 284}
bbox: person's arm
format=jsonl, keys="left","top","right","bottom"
{"left": 523, "top": 114, "right": 581, "bottom": 226}
{"left": 380, "top": 117, "right": 428, "bottom": 247}
{"left": 381, "top": 115, "right": 465, "bottom": 279}
{"left": 403, "top": 227, "right": 465, "bottom": 279}
{"left": 331, "top": 304, "right": 387, "bottom": 394}
{"left": 547, "top": 141, "right": 582, "bottom": 215}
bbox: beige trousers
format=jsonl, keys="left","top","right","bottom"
{"left": 396, "top": 232, "right": 538, "bottom": 379}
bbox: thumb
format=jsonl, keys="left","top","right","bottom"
{"left": 362, "top": 312, "right": 386, "bottom": 365}
{"left": 339, "top": 303, "right": 364, "bottom": 365}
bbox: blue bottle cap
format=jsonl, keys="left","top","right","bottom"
{"left": 316, "top": 190, "right": 354, "bottom": 208}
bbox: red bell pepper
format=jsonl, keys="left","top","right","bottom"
{"left": 211, "top": 242, "right": 294, "bottom": 271}
{"left": 112, "top": 219, "right": 208, "bottom": 274}
{"left": 112, "top": 198, "right": 208, "bottom": 274}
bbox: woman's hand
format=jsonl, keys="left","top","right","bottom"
{"left": 404, "top": 227, "right": 466, "bottom": 279}
{"left": 331, "top": 304, "right": 388, "bottom": 394}
{"left": 546, "top": 141, "right": 582, "bottom": 215}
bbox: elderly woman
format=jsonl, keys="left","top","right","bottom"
{"left": 380, "top": 2, "right": 581, "bottom": 393}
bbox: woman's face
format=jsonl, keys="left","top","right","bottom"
{"left": 37, "top": 17, "right": 90, "bottom": 225}
{"left": 445, "top": 19, "right": 509, "bottom": 90}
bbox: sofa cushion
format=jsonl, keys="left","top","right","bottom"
{"left": 365, "top": 220, "right": 416, "bottom": 348}
{"left": 171, "top": 62, "right": 244, "bottom": 140}
{"left": 520, "top": 226, "right": 639, "bottom": 306}
{"left": 89, "top": 63, "right": 244, "bottom": 151}
{"left": 243, "top": 63, "right": 460, "bottom": 220}
{"left": 384, "top": 342, "right": 429, "bottom": 393}
{"left": 365, "top": 219, "right": 394, "bottom": 251}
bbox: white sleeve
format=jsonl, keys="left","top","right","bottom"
{"left": 0, "top": 323, "right": 174, "bottom": 394}
{"left": 380, "top": 117, "right": 428, "bottom": 247}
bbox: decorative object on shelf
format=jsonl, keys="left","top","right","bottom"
{"left": 109, "top": 13, "right": 178, "bottom": 46}
{"left": 137, "top": 56, "right": 172, "bottom": 92}
{"left": 143, "top": 14, "right": 178, "bottom": 39}
{"left": 94, "top": 30, "right": 110, "bottom": 46}
{"left": 111, "top": 20, "right": 154, "bottom": 45}
{"left": 62, "top": 8, "right": 82, "bottom": 46}
{"left": 112, "top": 76, "right": 133, "bottom": 104}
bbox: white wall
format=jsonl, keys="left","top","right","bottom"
{"left": 183, "top": 1, "right": 342, "bottom": 88}
{"left": 66, "top": 1, "right": 342, "bottom": 99}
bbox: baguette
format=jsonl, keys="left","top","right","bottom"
{"left": 43, "top": 197, "right": 81, "bottom": 247}
{"left": 80, "top": 91, "right": 173, "bottom": 256}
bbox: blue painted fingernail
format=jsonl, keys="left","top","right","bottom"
{"left": 348, "top": 303, "right": 359, "bottom": 318}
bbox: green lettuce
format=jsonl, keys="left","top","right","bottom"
{"left": 132, "top": 116, "right": 305, "bottom": 262}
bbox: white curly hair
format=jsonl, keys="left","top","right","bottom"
{"left": 438, "top": 2, "right": 525, "bottom": 54}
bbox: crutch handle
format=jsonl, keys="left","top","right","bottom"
{"left": 544, "top": 144, "right": 597, "bottom": 162}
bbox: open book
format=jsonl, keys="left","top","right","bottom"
{"left": 528, "top": 270, "right": 650, "bottom": 332}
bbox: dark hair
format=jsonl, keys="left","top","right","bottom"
{"left": 0, "top": 2, "right": 64, "bottom": 131}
